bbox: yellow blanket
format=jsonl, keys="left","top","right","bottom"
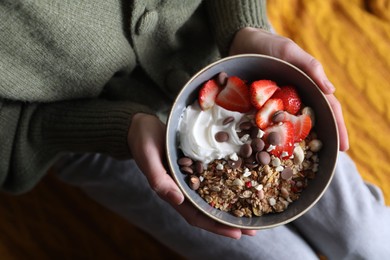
{"left": 269, "top": 0, "right": 390, "bottom": 204}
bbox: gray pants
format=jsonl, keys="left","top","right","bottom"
{"left": 54, "top": 152, "right": 390, "bottom": 259}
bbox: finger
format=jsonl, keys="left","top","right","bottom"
{"left": 172, "top": 200, "right": 243, "bottom": 239}
{"left": 149, "top": 169, "right": 185, "bottom": 206}
{"left": 273, "top": 39, "right": 335, "bottom": 94}
{"left": 242, "top": 229, "right": 257, "bottom": 236}
{"left": 326, "top": 94, "right": 350, "bottom": 151}
{"left": 134, "top": 119, "right": 185, "bottom": 206}
{"left": 139, "top": 141, "right": 185, "bottom": 205}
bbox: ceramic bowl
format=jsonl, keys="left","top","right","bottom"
{"left": 166, "top": 54, "right": 339, "bottom": 229}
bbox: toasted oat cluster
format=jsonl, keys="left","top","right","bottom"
{"left": 179, "top": 132, "right": 321, "bottom": 217}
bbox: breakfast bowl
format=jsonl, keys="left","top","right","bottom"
{"left": 166, "top": 54, "right": 339, "bottom": 229}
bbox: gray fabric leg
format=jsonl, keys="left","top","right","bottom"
{"left": 54, "top": 154, "right": 318, "bottom": 260}
{"left": 292, "top": 152, "right": 390, "bottom": 259}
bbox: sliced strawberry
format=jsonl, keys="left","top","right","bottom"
{"left": 215, "top": 76, "right": 251, "bottom": 112}
{"left": 255, "top": 98, "right": 284, "bottom": 130}
{"left": 284, "top": 113, "right": 312, "bottom": 142}
{"left": 249, "top": 80, "right": 279, "bottom": 109}
{"left": 263, "top": 121, "right": 294, "bottom": 158}
{"left": 198, "top": 79, "right": 221, "bottom": 110}
{"left": 272, "top": 86, "right": 302, "bottom": 115}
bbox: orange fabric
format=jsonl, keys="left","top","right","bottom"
{"left": 268, "top": 0, "right": 390, "bottom": 204}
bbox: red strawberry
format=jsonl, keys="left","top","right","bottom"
{"left": 215, "top": 76, "right": 251, "bottom": 112}
{"left": 272, "top": 86, "right": 302, "bottom": 115}
{"left": 255, "top": 98, "right": 284, "bottom": 130}
{"left": 284, "top": 113, "right": 312, "bottom": 142}
{"left": 263, "top": 121, "right": 294, "bottom": 158}
{"left": 198, "top": 79, "right": 221, "bottom": 110}
{"left": 250, "top": 80, "right": 279, "bottom": 109}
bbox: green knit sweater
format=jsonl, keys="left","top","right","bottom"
{"left": 0, "top": 0, "right": 270, "bottom": 193}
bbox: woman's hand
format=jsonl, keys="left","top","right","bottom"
{"left": 128, "top": 113, "right": 256, "bottom": 239}
{"left": 229, "top": 27, "right": 349, "bottom": 151}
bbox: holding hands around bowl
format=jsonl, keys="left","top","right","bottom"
{"left": 127, "top": 27, "right": 349, "bottom": 239}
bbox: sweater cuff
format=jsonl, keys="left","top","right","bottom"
{"left": 35, "top": 99, "right": 155, "bottom": 159}
{"left": 206, "top": 0, "right": 271, "bottom": 56}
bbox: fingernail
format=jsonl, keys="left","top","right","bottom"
{"left": 324, "top": 79, "right": 335, "bottom": 93}
{"left": 167, "top": 190, "right": 184, "bottom": 205}
{"left": 244, "top": 230, "right": 257, "bottom": 236}
{"left": 230, "top": 232, "right": 241, "bottom": 240}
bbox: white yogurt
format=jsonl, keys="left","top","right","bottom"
{"left": 179, "top": 102, "right": 248, "bottom": 164}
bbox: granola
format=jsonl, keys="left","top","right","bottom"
{"left": 178, "top": 129, "right": 322, "bottom": 217}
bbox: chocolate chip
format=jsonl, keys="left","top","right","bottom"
{"left": 244, "top": 154, "right": 256, "bottom": 163}
{"left": 281, "top": 167, "right": 293, "bottom": 180}
{"left": 217, "top": 72, "right": 228, "bottom": 86}
{"left": 215, "top": 131, "right": 229, "bottom": 142}
{"left": 228, "top": 157, "right": 242, "bottom": 169}
{"left": 251, "top": 138, "right": 265, "bottom": 152}
{"left": 267, "top": 132, "right": 282, "bottom": 145}
{"left": 272, "top": 110, "right": 286, "bottom": 123}
{"left": 237, "top": 130, "right": 250, "bottom": 138}
{"left": 177, "top": 157, "right": 193, "bottom": 167}
{"left": 239, "top": 121, "right": 252, "bottom": 130}
{"left": 189, "top": 175, "right": 200, "bottom": 190}
{"left": 250, "top": 127, "right": 260, "bottom": 139}
{"left": 246, "top": 163, "right": 258, "bottom": 170}
{"left": 256, "top": 151, "right": 271, "bottom": 165}
{"left": 180, "top": 166, "right": 193, "bottom": 175}
{"left": 222, "top": 116, "right": 234, "bottom": 125}
{"left": 245, "top": 154, "right": 258, "bottom": 169}
{"left": 240, "top": 143, "right": 252, "bottom": 158}
{"left": 194, "top": 161, "right": 204, "bottom": 174}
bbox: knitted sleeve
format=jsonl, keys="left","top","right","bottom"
{"left": 0, "top": 99, "right": 153, "bottom": 194}
{"left": 0, "top": 0, "right": 154, "bottom": 193}
{"left": 205, "top": 0, "right": 271, "bottom": 55}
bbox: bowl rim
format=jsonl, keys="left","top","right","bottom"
{"left": 165, "top": 53, "right": 339, "bottom": 229}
